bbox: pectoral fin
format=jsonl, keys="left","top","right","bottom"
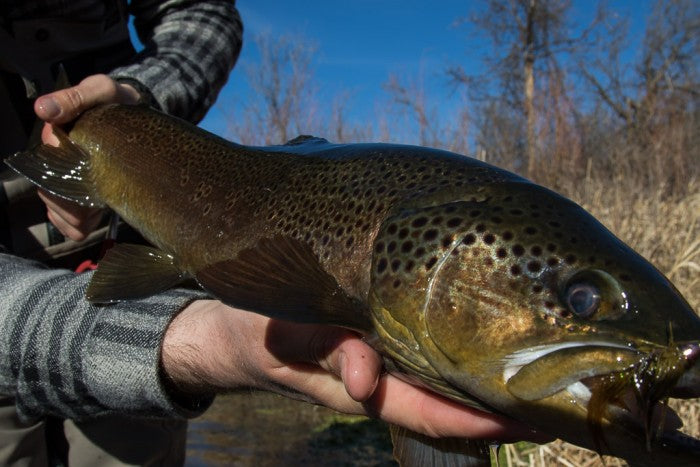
{"left": 390, "top": 425, "right": 491, "bottom": 467}
{"left": 195, "top": 235, "right": 372, "bottom": 332}
{"left": 86, "top": 244, "right": 185, "bottom": 303}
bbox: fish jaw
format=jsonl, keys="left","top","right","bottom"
{"left": 497, "top": 339, "right": 700, "bottom": 463}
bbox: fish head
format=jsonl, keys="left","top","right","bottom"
{"left": 369, "top": 180, "right": 700, "bottom": 463}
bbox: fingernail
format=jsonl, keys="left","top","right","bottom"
{"left": 37, "top": 97, "right": 61, "bottom": 119}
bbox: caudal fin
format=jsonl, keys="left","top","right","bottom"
{"left": 4, "top": 127, "right": 103, "bottom": 208}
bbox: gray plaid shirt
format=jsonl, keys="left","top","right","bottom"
{"left": 0, "top": 251, "right": 211, "bottom": 422}
{"left": 0, "top": 0, "right": 241, "bottom": 422}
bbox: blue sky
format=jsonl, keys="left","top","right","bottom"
{"left": 194, "top": 1, "right": 650, "bottom": 137}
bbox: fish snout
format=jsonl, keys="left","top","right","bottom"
{"left": 681, "top": 342, "right": 700, "bottom": 365}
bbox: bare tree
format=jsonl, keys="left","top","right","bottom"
{"left": 382, "top": 72, "right": 472, "bottom": 153}
{"left": 228, "top": 33, "right": 318, "bottom": 145}
{"left": 582, "top": 0, "right": 699, "bottom": 132}
{"left": 581, "top": 0, "right": 699, "bottom": 190}
{"left": 449, "top": 0, "right": 596, "bottom": 177}
{"left": 383, "top": 73, "right": 439, "bottom": 147}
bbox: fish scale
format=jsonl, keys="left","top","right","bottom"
{"left": 6, "top": 103, "right": 700, "bottom": 467}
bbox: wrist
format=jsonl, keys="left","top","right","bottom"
{"left": 161, "top": 300, "right": 260, "bottom": 397}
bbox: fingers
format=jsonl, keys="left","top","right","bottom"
{"left": 366, "top": 376, "right": 554, "bottom": 443}
{"left": 37, "top": 190, "right": 103, "bottom": 241}
{"left": 32, "top": 74, "right": 133, "bottom": 236}
{"left": 264, "top": 320, "right": 381, "bottom": 402}
{"left": 181, "top": 308, "right": 550, "bottom": 444}
{"left": 34, "top": 74, "right": 141, "bottom": 125}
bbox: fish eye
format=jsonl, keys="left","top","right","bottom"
{"left": 565, "top": 283, "right": 601, "bottom": 318}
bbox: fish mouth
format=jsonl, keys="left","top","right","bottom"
{"left": 503, "top": 341, "right": 700, "bottom": 454}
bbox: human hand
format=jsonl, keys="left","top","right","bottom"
{"left": 34, "top": 74, "right": 142, "bottom": 241}
{"left": 162, "top": 300, "right": 551, "bottom": 443}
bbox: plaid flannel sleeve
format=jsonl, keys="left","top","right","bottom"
{"left": 0, "top": 252, "right": 212, "bottom": 423}
{"left": 110, "top": 0, "right": 243, "bottom": 123}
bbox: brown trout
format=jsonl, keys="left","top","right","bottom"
{"left": 6, "top": 103, "right": 700, "bottom": 466}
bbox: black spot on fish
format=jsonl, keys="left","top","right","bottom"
{"left": 377, "top": 258, "right": 387, "bottom": 274}
{"left": 441, "top": 236, "right": 452, "bottom": 249}
{"left": 426, "top": 256, "right": 438, "bottom": 270}
{"left": 525, "top": 226, "right": 537, "bottom": 235}
{"left": 412, "top": 217, "right": 428, "bottom": 228}
{"left": 510, "top": 265, "right": 522, "bottom": 276}
{"left": 446, "top": 217, "right": 463, "bottom": 228}
{"left": 401, "top": 241, "right": 413, "bottom": 253}
{"left": 512, "top": 245, "right": 525, "bottom": 256}
{"left": 531, "top": 246, "right": 542, "bottom": 256}
{"left": 391, "top": 259, "right": 401, "bottom": 272}
{"left": 463, "top": 234, "right": 476, "bottom": 246}
{"left": 414, "top": 247, "right": 426, "bottom": 258}
{"left": 528, "top": 261, "right": 542, "bottom": 273}
{"left": 502, "top": 231, "right": 514, "bottom": 241}
{"left": 423, "top": 229, "right": 438, "bottom": 241}
{"left": 483, "top": 233, "right": 496, "bottom": 245}
{"left": 496, "top": 248, "right": 507, "bottom": 259}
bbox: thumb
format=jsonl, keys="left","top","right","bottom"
{"left": 264, "top": 321, "right": 382, "bottom": 402}
{"left": 34, "top": 74, "right": 140, "bottom": 124}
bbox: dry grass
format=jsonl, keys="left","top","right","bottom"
{"left": 501, "top": 177, "right": 700, "bottom": 466}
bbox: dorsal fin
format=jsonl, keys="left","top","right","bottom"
{"left": 195, "top": 235, "right": 372, "bottom": 333}
{"left": 284, "top": 135, "right": 328, "bottom": 146}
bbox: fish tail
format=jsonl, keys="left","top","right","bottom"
{"left": 4, "top": 127, "right": 103, "bottom": 208}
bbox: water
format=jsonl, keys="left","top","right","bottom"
{"left": 185, "top": 391, "right": 396, "bottom": 466}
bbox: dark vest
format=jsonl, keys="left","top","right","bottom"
{"left": 0, "top": 2, "right": 135, "bottom": 265}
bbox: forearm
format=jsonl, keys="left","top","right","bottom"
{"left": 0, "top": 252, "right": 211, "bottom": 423}
{"left": 110, "top": 0, "right": 243, "bottom": 122}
